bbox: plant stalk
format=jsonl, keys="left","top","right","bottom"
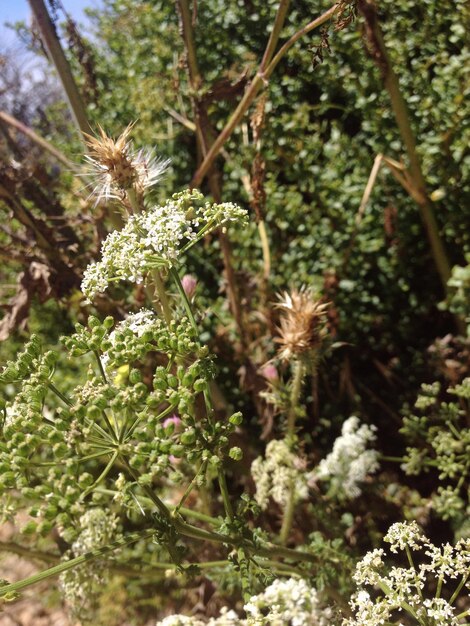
{"left": 358, "top": 0, "right": 452, "bottom": 293}
{"left": 28, "top": 0, "right": 91, "bottom": 139}
{"left": 279, "top": 360, "right": 306, "bottom": 544}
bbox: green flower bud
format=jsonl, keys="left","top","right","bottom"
{"left": 103, "top": 316, "right": 114, "bottom": 329}
{"left": 170, "top": 444, "right": 184, "bottom": 457}
{"left": 180, "top": 429, "right": 196, "bottom": 445}
{"left": 229, "top": 412, "right": 243, "bottom": 426}
{"left": 128, "top": 369, "right": 142, "bottom": 384}
{"left": 21, "top": 521, "right": 38, "bottom": 535}
{"left": 229, "top": 447, "right": 243, "bottom": 461}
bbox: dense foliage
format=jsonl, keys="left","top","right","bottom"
{"left": 0, "top": 0, "right": 468, "bottom": 624}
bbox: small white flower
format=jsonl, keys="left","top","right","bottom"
{"left": 316, "top": 416, "right": 379, "bottom": 499}
{"left": 384, "top": 521, "right": 428, "bottom": 553}
{"left": 81, "top": 190, "right": 247, "bottom": 302}
{"left": 251, "top": 440, "right": 311, "bottom": 510}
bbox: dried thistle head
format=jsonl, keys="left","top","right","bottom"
{"left": 83, "top": 124, "right": 169, "bottom": 205}
{"left": 275, "top": 288, "right": 329, "bottom": 363}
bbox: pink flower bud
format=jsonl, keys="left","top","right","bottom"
{"left": 163, "top": 415, "right": 182, "bottom": 435}
{"left": 261, "top": 364, "right": 278, "bottom": 381}
{"left": 181, "top": 274, "right": 197, "bottom": 299}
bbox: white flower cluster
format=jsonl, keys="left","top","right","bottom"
{"left": 101, "top": 309, "right": 157, "bottom": 370}
{"left": 156, "top": 578, "right": 332, "bottom": 626}
{"left": 70, "top": 508, "right": 119, "bottom": 554}
{"left": 114, "top": 308, "right": 157, "bottom": 336}
{"left": 244, "top": 577, "right": 333, "bottom": 625}
{"left": 59, "top": 509, "right": 120, "bottom": 621}
{"left": 81, "top": 190, "right": 247, "bottom": 302}
{"left": 157, "top": 607, "right": 239, "bottom": 626}
{"left": 315, "top": 416, "right": 379, "bottom": 499}
{"left": 251, "top": 439, "right": 310, "bottom": 510}
{"left": 344, "top": 522, "right": 470, "bottom": 626}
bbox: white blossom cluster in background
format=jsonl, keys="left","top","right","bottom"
{"left": 250, "top": 439, "right": 311, "bottom": 510}
{"left": 100, "top": 309, "right": 158, "bottom": 370}
{"left": 59, "top": 509, "right": 120, "bottom": 620}
{"left": 156, "top": 578, "right": 332, "bottom": 625}
{"left": 156, "top": 607, "right": 239, "bottom": 626}
{"left": 315, "top": 416, "right": 379, "bottom": 499}
{"left": 81, "top": 190, "right": 247, "bottom": 302}
{"left": 111, "top": 309, "right": 158, "bottom": 337}
{"left": 343, "top": 521, "right": 470, "bottom": 626}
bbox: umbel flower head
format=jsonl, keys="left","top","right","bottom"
{"left": 83, "top": 123, "right": 169, "bottom": 203}
{"left": 81, "top": 189, "right": 248, "bottom": 302}
{"left": 275, "top": 288, "right": 329, "bottom": 362}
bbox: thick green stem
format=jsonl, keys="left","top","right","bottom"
{"left": 152, "top": 270, "right": 173, "bottom": 325}
{"left": 286, "top": 360, "right": 305, "bottom": 438}
{"left": 217, "top": 466, "right": 235, "bottom": 520}
{"left": 0, "top": 529, "right": 156, "bottom": 597}
{"left": 279, "top": 360, "right": 306, "bottom": 544}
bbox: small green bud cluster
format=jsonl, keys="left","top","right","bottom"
{"left": 0, "top": 335, "right": 57, "bottom": 385}
{"left": 62, "top": 315, "right": 114, "bottom": 357}
{"left": 102, "top": 311, "right": 201, "bottom": 370}
{"left": 400, "top": 378, "right": 470, "bottom": 522}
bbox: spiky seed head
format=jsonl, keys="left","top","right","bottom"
{"left": 82, "top": 124, "right": 170, "bottom": 205}
{"left": 84, "top": 124, "right": 137, "bottom": 191}
{"left": 275, "top": 288, "right": 329, "bottom": 362}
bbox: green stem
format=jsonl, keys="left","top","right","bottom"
{"left": 95, "top": 487, "right": 219, "bottom": 526}
{"left": 124, "top": 403, "right": 177, "bottom": 442}
{"left": 47, "top": 382, "right": 72, "bottom": 407}
{"left": 169, "top": 266, "right": 214, "bottom": 423}
{"left": 0, "top": 529, "right": 156, "bottom": 597}
{"left": 0, "top": 541, "right": 58, "bottom": 565}
{"left": 217, "top": 466, "right": 234, "bottom": 520}
{"left": 94, "top": 350, "right": 108, "bottom": 385}
{"left": 174, "top": 461, "right": 208, "bottom": 515}
{"left": 79, "top": 450, "right": 119, "bottom": 501}
{"left": 169, "top": 266, "right": 198, "bottom": 331}
{"left": 457, "top": 610, "right": 470, "bottom": 620}
{"left": 170, "top": 267, "right": 234, "bottom": 521}
{"left": 121, "top": 456, "right": 173, "bottom": 522}
{"left": 377, "top": 580, "right": 419, "bottom": 621}
{"left": 27, "top": 0, "right": 91, "bottom": 139}
{"left": 279, "top": 360, "right": 306, "bottom": 544}
{"left": 286, "top": 360, "right": 305, "bottom": 438}
{"left": 358, "top": 0, "right": 452, "bottom": 294}
{"left": 152, "top": 270, "right": 173, "bottom": 325}
{"left": 450, "top": 574, "right": 468, "bottom": 605}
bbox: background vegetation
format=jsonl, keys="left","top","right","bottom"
{"left": 0, "top": 0, "right": 468, "bottom": 623}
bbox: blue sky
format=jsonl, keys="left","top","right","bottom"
{"left": 1, "top": 0, "right": 102, "bottom": 45}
